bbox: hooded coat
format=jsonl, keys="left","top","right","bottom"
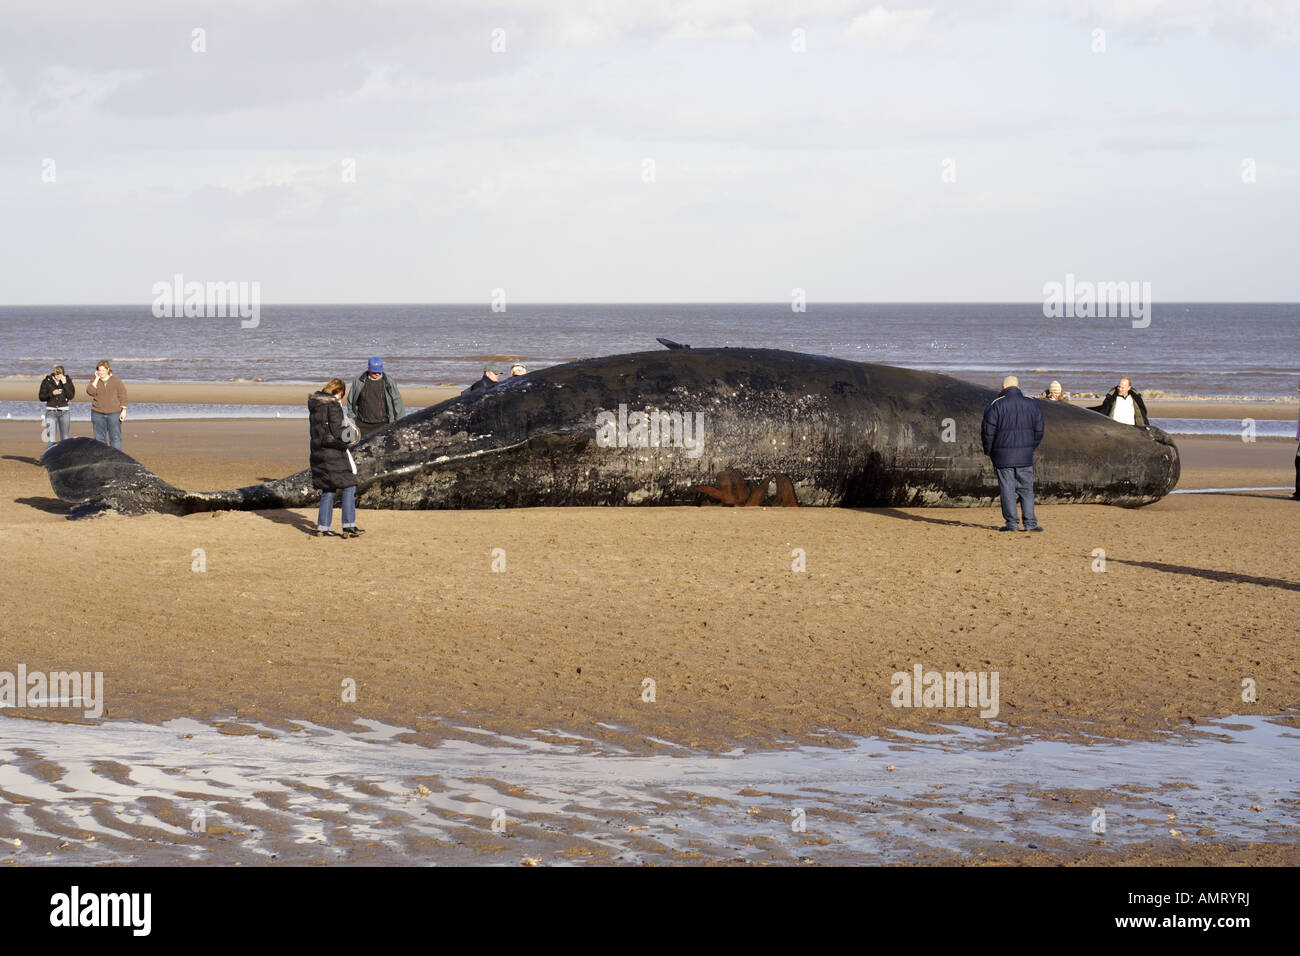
{"left": 308, "top": 392, "right": 356, "bottom": 490}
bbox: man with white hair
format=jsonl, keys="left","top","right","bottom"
{"left": 981, "top": 375, "right": 1046, "bottom": 532}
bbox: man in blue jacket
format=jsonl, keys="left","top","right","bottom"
{"left": 981, "top": 375, "right": 1045, "bottom": 532}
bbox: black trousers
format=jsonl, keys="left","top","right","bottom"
{"left": 359, "top": 421, "right": 386, "bottom": 439}
{"left": 1294, "top": 450, "right": 1299, "bottom": 494}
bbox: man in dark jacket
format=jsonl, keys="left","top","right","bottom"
{"left": 1090, "top": 377, "right": 1149, "bottom": 426}
{"left": 347, "top": 357, "right": 405, "bottom": 439}
{"left": 1291, "top": 376, "right": 1299, "bottom": 502}
{"left": 462, "top": 366, "right": 500, "bottom": 395}
{"left": 981, "top": 375, "right": 1046, "bottom": 532}
{"left": 38, "top": 364, "right": 75, "bottom": 443}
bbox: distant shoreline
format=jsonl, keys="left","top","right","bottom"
{"left": 0, "top": 380, "right": 462, "bottom": 408}
{"left": 1, "top": 379, "right": 1295, "bottom": 419}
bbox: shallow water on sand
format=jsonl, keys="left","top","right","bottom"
{"left": 0, "top": 714, "right": 1295, "bottom": 865}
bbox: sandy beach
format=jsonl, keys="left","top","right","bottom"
{"left": 2, "top": 412, "right": 1297, "bottom": 865}
{"left": 2, "top": 415, "right": 1296, "bottom": 744}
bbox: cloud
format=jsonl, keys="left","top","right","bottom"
{"left": 1055, "top": 0, "right": 1300, "bottom": 48}
{"left": 0, "top": 0, "right": 1296, "bottom": 302}
{"left": 842, "top": 5, "right": 937, "bottom": 51}
{"left": 187, "top": 183, "right": 301, "bottom": 220}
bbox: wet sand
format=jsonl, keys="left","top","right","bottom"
{"left": 1, "top": 713, "right": 1293, "bottom": 866}
{"left": 1, "top": 419, "right": 1297, "bottom": 865}
{"left": 1145, "top": 399, "right": 1298, "bottom": 421}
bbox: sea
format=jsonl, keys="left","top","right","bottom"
{"left": 2, "top": 303, "right": 1296, "bottom": 433}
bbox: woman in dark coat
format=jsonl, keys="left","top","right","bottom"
{"left": 309, "top": 378, "right": 363, "bottom": 538}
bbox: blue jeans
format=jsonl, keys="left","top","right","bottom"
{"left": 995, "top": 465, "right": 1038, "bottom": 530}
{"left": 318, "top": 486, "right": 357, "bottom": 530}
{"left": 43, "top": 408, "right": 71, "bottom": 443}
{"left": 91, "top": 410, "right": 122, "bottom": 450}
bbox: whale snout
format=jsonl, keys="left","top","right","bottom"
{"left": 1139, "top": 424, "right": 1181, "bottom": 498}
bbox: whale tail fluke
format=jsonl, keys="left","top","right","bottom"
{"left": 40, "top": 437, "right": 311, "bottom": 516}
{"left": 41, "top": 438, "right": 191, "bottom": 516}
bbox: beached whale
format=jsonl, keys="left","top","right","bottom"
{"left": 40, "top": 347, "right": 1179, "bottom": 516}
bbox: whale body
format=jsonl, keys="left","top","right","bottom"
{"left": 41, "top": 348, "right": 1180, "bottom": 515}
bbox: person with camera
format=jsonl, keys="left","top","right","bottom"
{"left": 85, "top": 360, "right": 128, "bottom": 449}
{"left": 38, "top": 364, "right": 76, "bottom": 443}
{"left": 309, "top": 378, "right": 364, "bottom": 538}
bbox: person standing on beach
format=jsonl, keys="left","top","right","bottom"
{"left": 38, "top": 364, "right": 75, "bottom": 443}
{"left": 1040, "top": 381, "right": 1069, "bottom": 403}
{"left": 347, "top": 357, "right": 405, "bottom": 439}
{"left": 310, "top": 378, "right": 364, "bottom": 538}
{"left": 509, "top": 363, "right": 527, "bottom": 378}
{"left": 463, "top": 366, "right": 500, "bottom": 395}
{"left": 85, "top": 360, "right": 127, "bottom": 450}
{"left": 1091, "top": 377, "right": 1149, "bottom": 426}
{"left": 981, "top": 375, "right": 1045, "bottom": 532}
{"left": 1292, "top": 377, "right": 1300, "bottom": 501}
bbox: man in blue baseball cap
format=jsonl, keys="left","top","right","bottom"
{"left": 347, "top": 356, "right": 406, "bottom": 439}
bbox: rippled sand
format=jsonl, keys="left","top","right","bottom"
{"left": 2, "top": 714, "right": 1296, "bottom": 866}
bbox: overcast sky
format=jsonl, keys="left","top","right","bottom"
{"left": 2, "top": 0, "right": 1297, "bottom": 303}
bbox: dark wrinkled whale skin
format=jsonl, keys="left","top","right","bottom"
{"left": 41, "top": 348, "right": 1179, "bottom": 516}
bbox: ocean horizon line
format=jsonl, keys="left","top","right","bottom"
{"left": 4, "top": 300, "right": 1299, "bottom": 309}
